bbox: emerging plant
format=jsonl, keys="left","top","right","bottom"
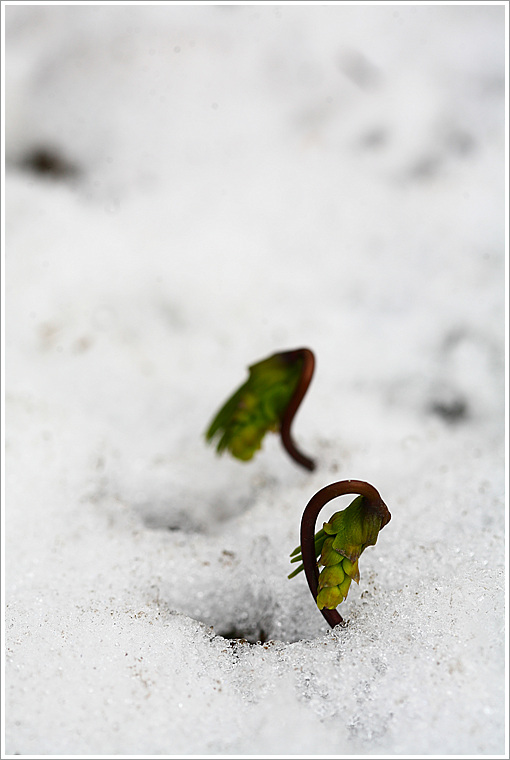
{"left": 206, "top": 348, "right": 316, "bottom": 470}
{"left": 289, "top": 480, "right": 391, "bottom": 628}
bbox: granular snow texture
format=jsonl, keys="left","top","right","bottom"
{"left": 4, "top": 4, "right": 506, "bottom": 756}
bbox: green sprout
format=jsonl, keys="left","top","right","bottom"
{"left": 289, "top": 481, "right": 391, "bottom": 627}
{"left": 205, "top": 348, "right": 316, "bottom": 470}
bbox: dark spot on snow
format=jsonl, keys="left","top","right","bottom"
{"left": 219, "top": 549, "right": 236, "bottom": 565}
{"left": 20, "top": 146, "right": 80, "bottom": 180}
{"left": 429, "top": 397, "right": 469, "bottom": 424}
{"left": 406, "top": 130, "right": 476, "bottom": 183}
{"left": 218, "top": 625, "right": 270, "bottom": 646}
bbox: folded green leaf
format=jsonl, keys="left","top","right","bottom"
{"left": 206, "top": 351, "right": 305, "bottom": 463}
{"left": 289, "top": 494, "right": 385, "bottom": 611}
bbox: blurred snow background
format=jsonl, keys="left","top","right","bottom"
{"left": 4, "top": 3, "right": 507, "bottom": 756}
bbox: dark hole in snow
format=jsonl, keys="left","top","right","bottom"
{"left": 429, "top": 397, "right": 469, "bottom": 424}
{"left": 217, "top": 625, "right": 270, "bottom": 645}
{"left": 20, "top": 146, "right": 80, "bottom": 180}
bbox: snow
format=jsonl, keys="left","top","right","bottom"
{"left": 3, "top": 3, "right": 507, "bottom": 756}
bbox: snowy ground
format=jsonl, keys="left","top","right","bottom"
{"left": 3, "top": 3, "right": 507, "bottom": 756}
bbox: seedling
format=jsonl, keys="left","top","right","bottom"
{"left": 289, "top": 480, "right": 391, "bottom": 628}
{"left": 206, "top": 348, "right": 316, "bottom": 470}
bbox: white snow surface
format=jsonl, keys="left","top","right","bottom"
{"left": 4, "top": 3, "right": 507, "bottom": 756}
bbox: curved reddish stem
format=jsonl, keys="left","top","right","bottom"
{"left": 300, "top": 480, "right": 391, "bottom": 629}
{"left": 280, "top": 348, "right": 316, "bottom": 471}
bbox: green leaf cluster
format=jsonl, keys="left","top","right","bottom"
{"left": 289, "top": 495, "right": 385, "bottom": 611}
{"left": 205, "top": 352, "right": 303, "bottom": 462}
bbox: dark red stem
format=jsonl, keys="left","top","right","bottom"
{"left": 300, "top": 479, "right": 391, "bottom": 629}
{"left": 280, "top": 348, "right": 316, "bottom": 471}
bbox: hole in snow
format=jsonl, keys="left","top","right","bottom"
{"left": 217, "top": 625, "right": 270, "bottom": 645}
{"left": 190, "top": 595, "right": 306, "bottom": 645}
{"left": 19, "top": 145, "right": 80, "bottom": 180}
{"left": 428, "top": 396, "right": 469, "bottom": 424}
